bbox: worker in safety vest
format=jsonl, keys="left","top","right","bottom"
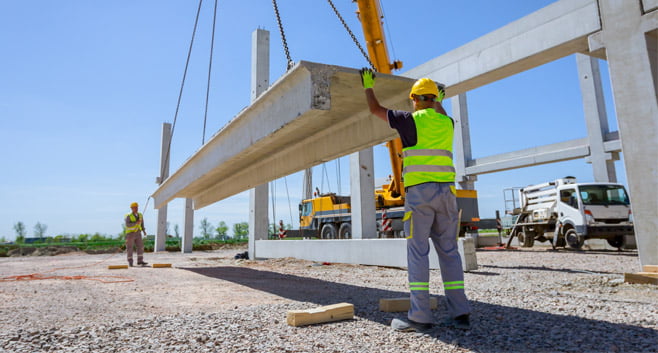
{"left": 360, "top": 69, "right": 471, "bottom": 332}
{"left": 125, "top": 202, "right": 148, "bottom": 267}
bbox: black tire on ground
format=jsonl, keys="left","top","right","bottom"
{"left": 606, "top": 236, "right": 625, "bottom": 250}
{"left": 338, "top": 223, "right": 352, "bottom": 239}
{"left": 517, "top": 231, "right": 535, "bottom": 247}
{"left": 321, "top": 223, "right": 337, "bottom": 239}
{"left": 565, "top": 228, "right": 585, "bottom": 249}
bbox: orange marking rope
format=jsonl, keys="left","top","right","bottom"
{"left": 0, "top": 250, "right": 134, "bottom": 283}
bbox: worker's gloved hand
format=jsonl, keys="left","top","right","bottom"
{"left": 436, "top": 86, "right": 445, "bottom": 103}
{"left": 359, "top": 68, "right": 376, "bottom": 89}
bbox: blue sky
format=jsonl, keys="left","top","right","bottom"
{"left": 0, "top": 1, "right": 625, "bottom": 240}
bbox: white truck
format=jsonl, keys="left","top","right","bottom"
{"left": 503, "top": 177, "right": 634, "bottom": 250}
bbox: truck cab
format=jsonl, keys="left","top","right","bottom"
{"left": 556, "top": 182, "right": 633, "bottom": 249}
{"left": 505, "top": 177, "right": 634, "bottom": 250}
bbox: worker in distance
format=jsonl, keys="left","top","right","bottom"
{"left": 360, "top": 68, "right": 471, "bottom": 333}
{"left": 125, "top": 202, "right": 148, "bottom": 267}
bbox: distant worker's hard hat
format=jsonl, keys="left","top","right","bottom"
{"left": 130, "top": 202, "right": 138, "bottom": 208}
{"left": 409, "top": 78, "right": 439, "bottom": 100}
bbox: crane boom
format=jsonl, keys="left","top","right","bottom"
{"left": 355, "top": 0, "right": 405, "bottom": 204}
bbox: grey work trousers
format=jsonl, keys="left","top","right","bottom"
{"left": 404, "top": 182, "right": 471, "bottom": 324}
{"left": 125, "top": 232, "right": 144, "bottom": 264}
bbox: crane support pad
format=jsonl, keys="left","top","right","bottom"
{"left": 152, "top": 61, "right": 415, "bottom": 209}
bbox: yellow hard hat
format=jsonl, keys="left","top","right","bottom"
{"left": 409, "top": 78, "right": 439, "bottom": 99}
{"left": 130, "top": 202, "right": 138, "bottom": 208}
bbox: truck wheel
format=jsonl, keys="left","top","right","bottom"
{"left": 517, "top": 231, "right": 534, "bottom": 247}
{"left": 565, "top": 229, "right": 584, "bottom": 249}
{"left": 338, "top": 223, "right": 352, "bottom": 239}
{"left": 606, "top": 236, "right": 625, "bottom": 250}
{"left": 321, "top": 223, "right": 337, "bottom": 239}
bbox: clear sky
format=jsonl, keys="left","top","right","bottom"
{"left": 0, "top": 0, "right": 626, "bottom": 240}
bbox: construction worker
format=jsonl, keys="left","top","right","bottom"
{"left": 359, "top": 69, "right": 471, "bottom": 332}
{"left": 125, "top": 202, "right": 148, "bottom": 267}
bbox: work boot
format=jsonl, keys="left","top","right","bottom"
{"left": 128, "top": 260, "right": 134, "bottom": 267}
{"left": 137, "top": 261, "right": 148, "bottom": 266}
{"left": 390, "top": 318, "right": 434, "bottom": 333}
{"left": 442, "top": 314, "right": 470, "bottom": 330}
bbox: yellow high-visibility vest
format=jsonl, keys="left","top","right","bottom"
{"left": 402, "top": 108, "right": 455, "bottom": 187}
{"left": 125, "top": 212, "right": 143, "bottom": 233}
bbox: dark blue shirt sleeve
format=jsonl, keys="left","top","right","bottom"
{"left": 387, "top": 109, "right": 417, "bottom": 148}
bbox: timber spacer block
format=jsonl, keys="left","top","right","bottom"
{"left": 379, "top": 297, "right": 438, "bottom": 312}
{"left": 108, "top": 265, "right": 129, "bottom": 270}
{"left": 152, "top": 263, "right": 172, "bottom": 268}
{"left": 287, "top": 302, "right": 354, "bottom": 327}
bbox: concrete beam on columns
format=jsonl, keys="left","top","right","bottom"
{"left": 151, "top": 61, "right": 414, "bottom": 209}
{"left": 597, "top": 0, "right": 658, "bottom": 268}
{"left": 404, "top": 0, "right": 600, "bottom": 94}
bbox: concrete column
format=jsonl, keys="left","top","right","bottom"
{"left": 182, "top": 198, "right": 194, "bottom": 253}
{"left": 155, "top": 122, "right": 171, "bottom": 252}
{"left": 451, "top": 94, "right": 476, "bottom": 190}
{"left": 349, "top": 149, "right": 377, "bottom": 239}
{"left": 248, "top": 29, "right": 270, "bottom": 259}
{"left": 597, "top": 0, "right": 658, "bottom": 268}
{"left": 576, "top": 53, "right": 618, "bottom": 182}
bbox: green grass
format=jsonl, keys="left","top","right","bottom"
{"left": 0, "top": 238, "right": 248, "bottom": 257}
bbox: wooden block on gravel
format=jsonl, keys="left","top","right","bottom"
{"left": 108, "top": 265, "right": 129, "bottom": 270}
{"left": 624, "top": 273, "right": 658, "bottom": 285}
{"left": 643, "top": 265, "right": 658, "bottom": 273}
{"left": 379, "top": 297, "right": 438, "bottom": 312}
{"left": 287, "top": 303, "right": 354, "bottom": 327}
{"left": 152, "top": 263, "right": 172, "bottom": 268}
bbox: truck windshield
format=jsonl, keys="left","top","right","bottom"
{"left": 579, "top": 185, "right": 630, "bottom": 206}
{"left": 300, "top": 202, "right": 312, "bottom": 217}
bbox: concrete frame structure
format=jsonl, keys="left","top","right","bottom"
{"left": 154, "top": 0, "right": 657, "bottom": 269}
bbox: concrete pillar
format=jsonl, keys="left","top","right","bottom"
{"left": 597, "top": 0, "right": 658, "bottom": 268}
{"left": 451, "top": 94, "right": 476, "bottom": 190}
{"left": 349, "top": 149, "right": 377, "bottom": 239}
{"left": 155, "top": 122, "right": 171, "bottom": 252}
{"left": 576, "top": 53, "right": 618, "bottom": 182}
{"left": 303, "top": 168, "right": 312, "bottom": 200}
{"left": 182, "top": 198, "right": 194, "bottom": 253}
{"left": 248, "top": 29, "right": 270, "bottom": 259}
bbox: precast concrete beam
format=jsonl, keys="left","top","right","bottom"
{"left": 404, "top": 0, "right": 600, "bottom": 94}
{"left": 152, "top": 61, "right": 414, "bottom": 209}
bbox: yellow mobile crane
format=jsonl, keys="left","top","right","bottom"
{"left": 299, "top": 0, "right": 480, "bottom": 238}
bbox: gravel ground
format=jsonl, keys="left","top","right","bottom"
{"left": 1, "top": 245, "right": 656, "bottom": 353}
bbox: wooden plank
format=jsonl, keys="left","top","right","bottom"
{"left": 636, "top": 272, "right": 658, "bottom": 278}
{"left": 643, "top": 265, "right": 658, "bottom": 273}
{"left": 152, "top": 263, "right": 172, "bottom": 268}
{"left": 624, "top": 273, "right": 658, "bottom": 285}
{"left": 108, "top": 265, "right": 128, "bottom": 270}
{"left": 379, "top": 297, "right": 438, "bottom": 312}
{"left": 286, "top": 303, "right": 354, "bottom": 327}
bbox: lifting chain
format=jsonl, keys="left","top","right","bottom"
{"left": 272, "top": 0, "right": 294, "bottom": 70}
{"left": 326, "top": 0, "right": 375, "bottom": 69}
